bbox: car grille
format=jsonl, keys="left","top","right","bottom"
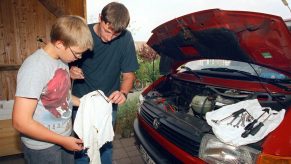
{"left": 140, "top": 101, "right": 206, "bottom": 157}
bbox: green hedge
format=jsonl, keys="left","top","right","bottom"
{"left": 135, "top": 56, "right": 160, "bottom": 85}
{"left": 115, "top": 96, "right": 139, "bottom": 137}
{"left": 115, "top": 53, "right": 161, "bottom": 137}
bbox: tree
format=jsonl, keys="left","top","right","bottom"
{"left": 137, "top": 44, "right": 158, "bottom": 62}
{"left": 135, "top": 43, "right": 160, "bottom": 87}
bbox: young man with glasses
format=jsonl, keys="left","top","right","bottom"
{"left": 12, "top": 15, "right": 93, "bottom": 164}
{"left": 70, "top": 2, "right": 139, "bottom": 164}
{"left": 69, "top": 46, "right": 83, "bottom": 59}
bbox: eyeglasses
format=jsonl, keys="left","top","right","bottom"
{"left": 69, "top": 47, "right": 83, "bottom": 59}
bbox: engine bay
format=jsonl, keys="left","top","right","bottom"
{"left": 143, "top": 76, "right": 288, "bottom": 119}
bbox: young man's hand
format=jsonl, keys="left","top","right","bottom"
{"left": 70, "top": 66, "right": 84, "bottom": 80}
{"left": 60, "top": 136, "right": 84, "bottom": 151}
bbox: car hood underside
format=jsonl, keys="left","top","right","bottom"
{"left": 147, "top": 9, "right": 291, "bottom": 74}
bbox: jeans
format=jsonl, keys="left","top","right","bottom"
{"left": 23, "top": 144, "right": 74, "bottom": 164}
{"left": 73, "top": 104, "right": 117, "bottom": 164}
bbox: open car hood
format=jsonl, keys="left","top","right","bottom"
{"left": 147, "top": 9, "right": 291, "bottom": 74}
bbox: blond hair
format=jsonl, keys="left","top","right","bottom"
{"left": 50, "top": 15, "right": 93, "bottom": 50}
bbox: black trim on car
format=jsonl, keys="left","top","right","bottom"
{"left": 139, "top": 100, "right": 212, "bottom": 156}
{"left": 134, "top": 119, "right": 182, "bottom": 164}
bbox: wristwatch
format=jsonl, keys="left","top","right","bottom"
{"left": 120, "top": 91, "right": 128, "bottom": 99}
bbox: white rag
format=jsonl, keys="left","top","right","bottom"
{"left": 206, "top": 99, "right": 285, "bottom": 146}
{"left": 74, "top": 90, "right": 115, "bottom": 164}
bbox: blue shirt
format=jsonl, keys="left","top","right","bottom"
{"left": 72, "top": 24, "right": 139, "bottom": 97}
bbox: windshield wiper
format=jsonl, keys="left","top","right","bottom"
{"left": 202, "top": 68, "right": 291, "bottom": 91}
{"left": 202, "top": 67, "right": 253, "bottom": 77}
{"left": 180, "top": 65, "right": 201, "bottom": 80}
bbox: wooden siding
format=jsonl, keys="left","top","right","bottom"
{"left": 0, "top": 0, "right": 85, "bottom": 100}
{"left": 0, "top": 0, "right": 85, "bottom": 156}
{"left": 0, "top": 119, "right": 22, "bottom": 157}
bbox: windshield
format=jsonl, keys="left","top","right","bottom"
{"left": 179, "top": 59, "right": 289, "bottom": 80}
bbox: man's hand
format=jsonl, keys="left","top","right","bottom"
{"left": 108, "top": 91, "right": 127, "bottom": 105}
{"left": 70, "top": 66, "right": 84, "bottom": 80}
{"left": 111, "top": 72, "right": 135, "bottom": 105}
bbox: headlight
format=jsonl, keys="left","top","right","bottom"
{"left": 139, "top": 93, "right": 144, "bottom": 103}
{"left": 199, "top": 134, "right": 260, "bottom": 164}
{"left": 138, "top": 94, "right": 145, "bottom": 114}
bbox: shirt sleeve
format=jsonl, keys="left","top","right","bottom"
{"left": 121, "top": 31, "right": 139, "bottom": 73}
{"left": 16, "top": 56, "right": 48, "bottom": 100}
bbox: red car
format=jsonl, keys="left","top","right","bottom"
{"left": 134, "top": 9, "right": 291, "bottom": 164}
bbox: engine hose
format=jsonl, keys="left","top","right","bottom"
{"left": 200, "top": 97, "right": 209, "bottom": 118}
